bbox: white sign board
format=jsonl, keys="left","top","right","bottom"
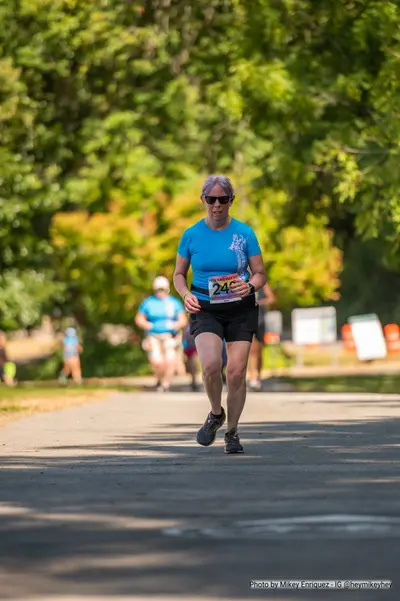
{"left": 349, "top": 314, "right": 387, "bottom": 361}
{"left": 265, "top": 311, "right": 283, "bottom": 335}
{"left": 292, "top": 306, "right": 337, "bottom": 346}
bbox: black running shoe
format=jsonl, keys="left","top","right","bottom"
{"left": 224, "top": 428, "right": 244, "bottom": 454}
{"left": 196, "top": 407, "right": 226, "bottom": 446}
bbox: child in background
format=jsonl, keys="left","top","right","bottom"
{"left": 59, "top": 327, "right": 83, "bottom": 385}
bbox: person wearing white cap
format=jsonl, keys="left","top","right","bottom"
{"left": 135, "top": 276, "right": 187, "bottom": 392}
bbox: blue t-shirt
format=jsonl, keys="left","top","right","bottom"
{"left": 177, "top": 218, "right": 261, "bottom": 300}
{"left": 63, "top": 335, "right": 80, "bottom": 358}
{"left": 138, "top": 295, "right": 184, "bottom": 334}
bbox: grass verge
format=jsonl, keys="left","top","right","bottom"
{"left": 281, "top": 374, "right": 400, "bottom": 394}
{"left": 0, "top": 386, "right": 111, "bottom": 427}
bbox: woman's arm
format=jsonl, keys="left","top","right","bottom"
{"left": 173, "top": 255, "right": 191, "bottom": 298}
{"left": 173, "top": 255, "right": 201, "bottom": 313}
{"left": 248, "top": 253, "right": 267, "bottom": 292}
{"left": 231, "top": 253, "right": 267, "bottom": 298}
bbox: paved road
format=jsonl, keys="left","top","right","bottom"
{"left": 1, "top": 390, "right": 400, "bottom": 601}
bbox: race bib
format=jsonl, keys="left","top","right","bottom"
{"left": 208, "top": 273, "right": 241, "bottom": 304}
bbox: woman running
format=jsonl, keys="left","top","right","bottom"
{"left": 173, "top": 174, "right": 266, "bottom": 453}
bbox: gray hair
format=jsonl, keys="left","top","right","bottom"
{"left": 201, "top": 174, "right": 235, "bottom": 198}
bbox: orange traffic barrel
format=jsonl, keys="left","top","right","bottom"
{"left": 341, "top": 324, "right": 355, "bottom": 351}
{"left": 384, "top": 323, "right": 400, "bottom": 341}
{"left": 264, "top": 332, "right": 280, "bottom": 345}
{"left": 384, "top": 324, "right": 400, "bottom": 353}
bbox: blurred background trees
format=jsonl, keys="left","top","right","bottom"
{"left": 1, "top": 0, "right": 400, "bottom": 330}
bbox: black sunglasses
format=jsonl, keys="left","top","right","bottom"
{"left": 204, "top": 195, "right": 231, "bottom": 205}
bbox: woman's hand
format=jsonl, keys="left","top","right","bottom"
{"left": 230, "top": 279, "right": 251, "bottom": 298}
{"left": 184, "top": 293, "right": 201, "bottom": 314}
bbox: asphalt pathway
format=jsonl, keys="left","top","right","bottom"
{"left": 1, "top": 389, "right": 400, "bottom": 600}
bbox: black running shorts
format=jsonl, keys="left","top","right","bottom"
{"left": 189, "top": 294, "right": 259, "bottom": 343}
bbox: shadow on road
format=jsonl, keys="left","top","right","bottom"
{"left": 1, "top": 406, "right": 399, "bottom": 599}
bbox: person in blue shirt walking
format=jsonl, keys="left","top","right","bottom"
{"left": 135, "top": 276, "right": 187, "bottom": 392}
{"left": 173, "top": 174, "right": 267, "bottom": 453}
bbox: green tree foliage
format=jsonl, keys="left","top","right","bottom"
{"left": 232, "top": 183, "right": 343, "bottom": 310}
{"left": 4, "top": 0, "right": 400, "bottom": 329}
{"left": 51, "top": 175, "right": 342, "bottom": 325}
{"left": 51, "top": 207, "right": 175, "bottom": 325}
{"left": 234, "top": 1, "right": 400, "bottom": 242}
{"left": 0, "top": 270, "right": 63, "bottom": 330}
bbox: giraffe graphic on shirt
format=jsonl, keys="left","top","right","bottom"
{"left": 229, "top": 234, "right": 247, "bottom": 280}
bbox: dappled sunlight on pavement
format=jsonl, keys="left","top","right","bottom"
{"left": 1, "top": 391, "right": 399, "bottom": 599}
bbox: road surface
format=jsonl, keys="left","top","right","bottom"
{"left": 1, "top": 389, "right": 400, "bottom": 600}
